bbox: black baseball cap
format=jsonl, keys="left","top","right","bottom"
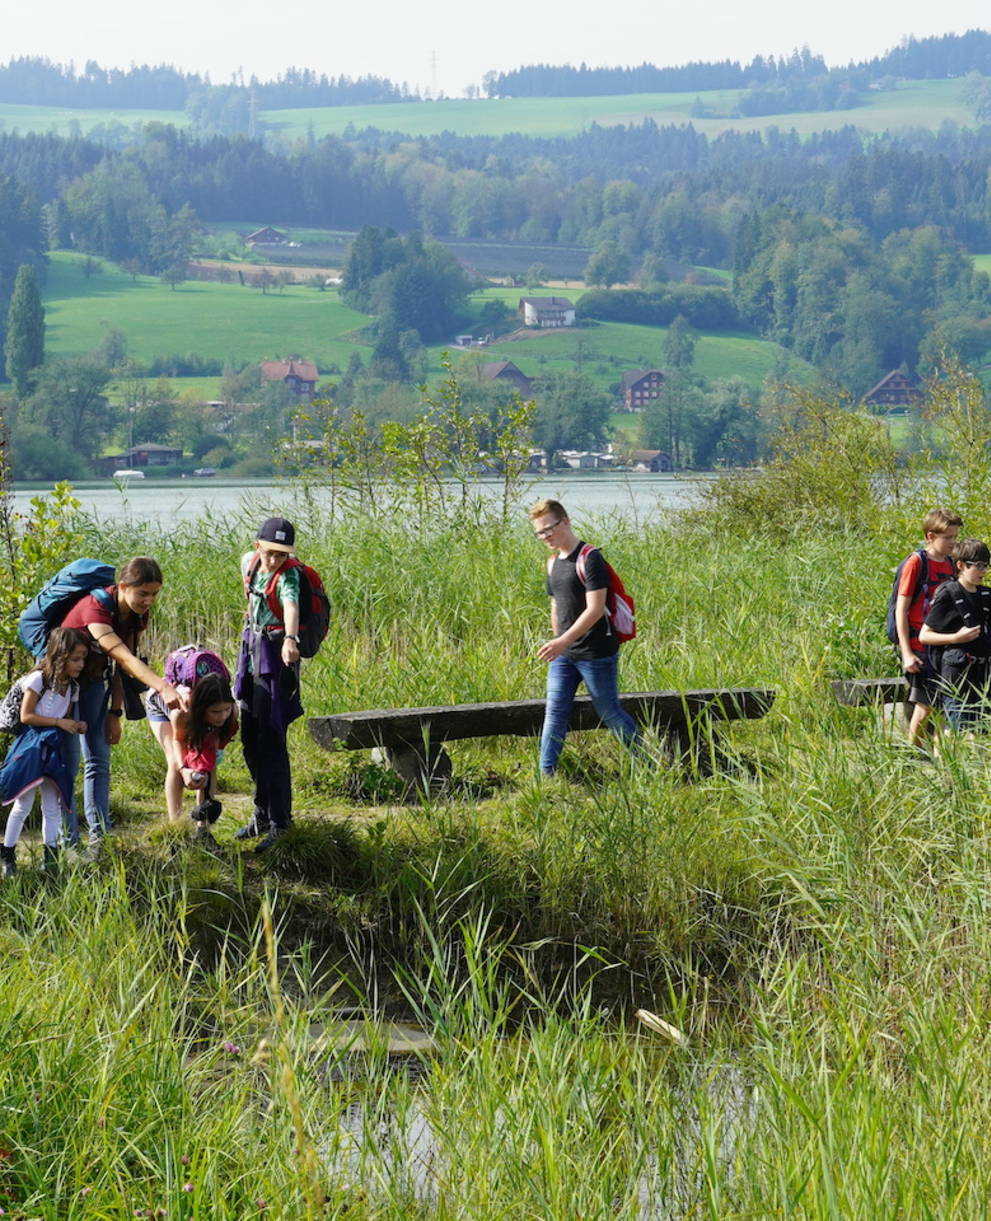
{"left": 256, "top": 516, "right": 295, "bottom": 553}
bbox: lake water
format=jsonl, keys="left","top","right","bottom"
{"left": 11, "top": 472, "right": 708, "bottom": 527}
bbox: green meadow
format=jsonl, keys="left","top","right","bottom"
{"left": 43, "top": 250, "right": 370, "bottom": 379}
{"left": 0, "top": 101, "right": 187, "bottom": 135}
{"left": 0, "top": 77, "right": 975, "bottom": 144}
{"left": 265, "top": 77, "right": 972, "bottom": 140}
{"left": 40, "top": 253, "right": 796, "bottom": 401}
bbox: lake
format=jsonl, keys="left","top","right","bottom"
{"left": 10, "top": 472, "right": 708, "bottom": 527}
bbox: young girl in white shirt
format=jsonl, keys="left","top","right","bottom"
{"left": 0, "top": 627, "right": 90, "bottom": 876}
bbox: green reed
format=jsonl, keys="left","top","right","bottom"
{"left": 3, "top": 496, "right": 991, "bottom": 1214}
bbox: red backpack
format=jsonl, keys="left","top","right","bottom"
{"left": 576, "top": 544, "right": 636, "bottom": 643}
{"left": 245, "top": 555, "right": 331, "bottom": 658}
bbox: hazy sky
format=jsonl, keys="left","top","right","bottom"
{"left": 7, "top": 0, "right": 990, "bottom": 97}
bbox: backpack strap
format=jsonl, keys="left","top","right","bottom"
{"left": 575, "top": 543, "right": 596, "bottom": 587}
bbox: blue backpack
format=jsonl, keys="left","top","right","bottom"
{"left": 18, "top": 558, "right": 116, "bottom": 658}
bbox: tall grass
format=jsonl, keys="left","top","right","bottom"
{"left": 4, "top": 487, "right": 991, "bottom": 1215}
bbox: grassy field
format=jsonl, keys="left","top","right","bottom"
{"left": 263, "top": 78, "right": 971, "bottom": 140}
{"left": 3, "top": 453, "right": 991, "bottom": 1215}
{"left": 43, "top": 250, "right": 370, "bottom": 377}
{"left": 0, "top": 77, "right": 975, "bottom": 144}
{"left": 0, "top": 100, "right": 187, "bottom": 135}
{"left": 41, "top": 253, "right": 795, "bottom": 401}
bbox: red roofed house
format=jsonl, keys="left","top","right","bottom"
{"left": 260, "top": 359, "right": 319, "bottom": 398}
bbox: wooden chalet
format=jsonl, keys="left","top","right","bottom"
{"left": 621, "top": 369, "right": 665, "bottom": 411}
{"left": 863, "top": 370, "right": 919, "bottom": 410}
{"left": 478, "top": 360, "right": 533, "bottom": 395}
{"left": 260, "top": 358, "right": 319, "bottom": 398}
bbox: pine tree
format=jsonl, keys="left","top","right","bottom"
{"left": 4, "top": 264, "right": 45, "bottom": 399}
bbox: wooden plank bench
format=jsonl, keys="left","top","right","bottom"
{"left": 831, "top": 676, "right": 911, "bottom": 733}
{"left": 309, "top": 687, "right": 775, "bottom": 791}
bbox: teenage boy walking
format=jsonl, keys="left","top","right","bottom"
{"left": 919, "top": 538, "right": 991, "bottom": 732}
{"left": 529, "top": 499, "right": 640, "bottom": 775}
{"left": 894, "top": 508, "right": 962, "bottom": 746}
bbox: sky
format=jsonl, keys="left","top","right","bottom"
{"left": 6, "top": 0, "right": 991, "bottom": 97}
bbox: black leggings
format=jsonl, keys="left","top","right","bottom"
{"left": 240, "top": 703, "right": 292, "bottom": 829}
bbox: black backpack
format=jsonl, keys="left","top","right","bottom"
{"left": 886, "top": 549, "right": 951, "bottom": 645}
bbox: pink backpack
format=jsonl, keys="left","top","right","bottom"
{"left": 164, "top": 645, "right": 230, "bottom": 690}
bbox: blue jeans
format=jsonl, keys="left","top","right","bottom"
{"left": 539, "top": 652, "right": 640, "bottom": 774}
{"left": 64, "top": 679, "right": 112, "bottom": 842}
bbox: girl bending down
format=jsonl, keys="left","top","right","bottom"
{"left": 0, "top": 628, "right": 91, "bottom": 877}
{"left": 170, "top": 673, "right": 238, "bottom": 849}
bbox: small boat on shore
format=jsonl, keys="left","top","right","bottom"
{"left": 112, "top": 468, "right": 145, "bottom": 480}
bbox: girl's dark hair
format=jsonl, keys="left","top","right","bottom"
{"left": 40, "top": 627, "right": 91, "bottom": 688}
{"left": 187, "top": 673, "right": 235, "bottom": 748}
{"left": 118, "top": 556, "right": 163, "bottom": 587}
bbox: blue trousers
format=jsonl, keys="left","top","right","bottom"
{"left": 539, "top": 652, "right": 640, "bottom": 774}
{"left": 63, "top": 678, "right": 111, "bottom": 843}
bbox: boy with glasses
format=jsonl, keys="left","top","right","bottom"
{"left": 528, "top": 499, "right": 640, "bottom": 775}
{"left": 919, "top": 538, "right": 991, "bottom": 732}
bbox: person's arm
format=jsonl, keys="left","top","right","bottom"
{"left": 278, "top": 568, "right": 301, "bottom": 665}
{"left": 88, "top": 622, "right": 184, "bottom": 710}
{"left": 919, "top": 621, "right": 981, "bottom": 646}
{"left": 895, "top": 593, "right": 920, "bottom": 672}
{"left": 537, "top": 588, "right": 607, "bottom": 662}
{"left": 19, "top": 686, "right": 85, "bottom": 734}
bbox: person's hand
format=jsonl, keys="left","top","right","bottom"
{"left": 181, "top": 767, "right": 207, "bottom": 789}
{"left": 160, "top": 682, "right": 187, "bottom": 711}
{"left": 956, "top": 625, "right": 981, "bottom": 644}
{"left": 57, "top": 717, "right": 86, "bottom": 734}
{"left": 105, "top": 714, "right": 123, "bottom": 746}
{"left": 537, "top": 636, "right": 567, "bottom": 663}
{"left": 902, "top": 651, "right": 922, "bottom": 673}
{"left": 282, "top": 637, "right": 300, "bottom": 666}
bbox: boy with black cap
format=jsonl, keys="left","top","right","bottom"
{"left": 233, "top": 517, "right": 302, "bottom": 851}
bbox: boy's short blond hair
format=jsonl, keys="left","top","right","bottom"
{"left": 528, "top": 498, "right": 568, "bottom": 522}
{"left": 923, "top": 507, "right": 963, "bottom": 536}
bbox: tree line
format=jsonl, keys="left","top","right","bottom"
{"left": 0, "top": 57, "right": 413, "bottom": 113}
{"left": 487, "top": 30, "right": 991, "bottom": 97}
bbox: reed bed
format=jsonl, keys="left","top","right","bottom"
{"left": 2, "top": 493, "right": 990, "bottom": 1216}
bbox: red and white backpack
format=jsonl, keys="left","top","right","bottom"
{"left": 576, "top": 544, "right": 636, "bottom": 643}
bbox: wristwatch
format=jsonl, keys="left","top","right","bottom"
{"left": 108, "top": 708, "right": 123, "bottom": 717}
{"left": 285, "top": 634, "right": 300, "bottom": 643}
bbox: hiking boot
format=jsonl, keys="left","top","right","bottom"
{"left": 191, "top": 797, "right": 223, "bottom": 825}
{"left": 41, "top": 845, "right": 61, "bottom": 873}
{"left": 234, "top": 814, "right": 269, "bottom": 841}
{"left": 255, "top": 826, "right": 288, "bottom": 854}
{"left": 1, "top": 845, "right": 15, "bottom": 878}
{"left": 193, "top": 825, "right": 222, "bottom": 854}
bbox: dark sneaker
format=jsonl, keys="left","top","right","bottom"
{"left": 1, "top": 847, "right": 15, "bottom": 879}
{"left": 234, "top": 814, "right": 269, "bottom": 841}
{"left": 255, "top": 826, "right": 288, "bottom": 854}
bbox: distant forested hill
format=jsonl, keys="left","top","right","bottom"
{"left": 488, "top": 29, "right": 991, "bottom": 103}
{"left": 0, "top": 57, "right": 412, "bottom": 111}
